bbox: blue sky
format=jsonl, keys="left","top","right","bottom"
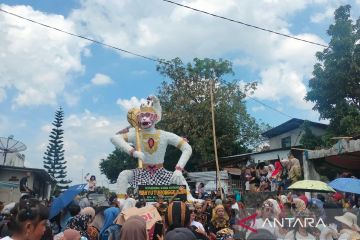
{"left": 1, "top": 0, "right": 359, "bottom": 185}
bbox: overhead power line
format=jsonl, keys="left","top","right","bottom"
{"left": 0, "top": 8, "right": 166, "bottom": 64}
{"left": 162, "top": 0, "right": 329, "bottom": 48}
{"left": 0, "top": 7, "right": 301, "bottom": 120}
{"left": 247, "top": 95, "right": 295, "bottom": 119}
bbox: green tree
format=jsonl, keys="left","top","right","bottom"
{"left": 156, "top": 58, "right": 266, "bottom": 168}
{"left": 43, "top": 107, "right": 71, "bottom": 190}
{"left": 99, "top": 148, "right": 137, "bottom": 183}
{"left": 305, "top": 5, "right": 360, "bottom": 136}
{"left": 299, "top": 121, "right": 324, "bottom": 150}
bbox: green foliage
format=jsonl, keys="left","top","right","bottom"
{"left": 43, "top": 107, "right": 71, "bottom": 190}
{"left": 99, "top": 148, "right": 137, "bottom": 183}
{"left": 156, "top": 58, "right": 267, "bottom": 167}
{"left": 305, "top": 5, "right": 360, "bottom": 137}
{"left": 299, "top": 121, "right": 324, "bottom": 150}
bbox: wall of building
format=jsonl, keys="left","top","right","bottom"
{"left": 268, "top": 126, "right": 326, "bottom": 150}
{"left": 0, "top": 169, "right": 31, "bottom": 203}
{"left": 0, "top": 169, "right": 51, "bottom": 204}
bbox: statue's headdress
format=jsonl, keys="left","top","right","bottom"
{"left": 139, "top": 96, "right": 162, "bottom": 123}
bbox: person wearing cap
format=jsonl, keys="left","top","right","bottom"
{"left": 335, "top": 212, "right": 360, "bottom": 240}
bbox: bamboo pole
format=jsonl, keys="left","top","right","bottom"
{"left": 210, "top": 79, "right": 223, "bottom": 200}
{"left": 135, "top": 127, "right": 143, "bottom": 168}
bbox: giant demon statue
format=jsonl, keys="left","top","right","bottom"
{"left": 110, "top": 96, "right": 194, "bottom": 200}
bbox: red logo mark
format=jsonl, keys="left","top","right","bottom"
{"left": 237, "top": 213, "right": 258, "bottom": 233}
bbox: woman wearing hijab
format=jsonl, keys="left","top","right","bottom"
{"left": 63, "top": 229, "right": 81, "bottom": 240}
{"left": 99, "top": 206, "right": 121, "bottom": 240}
{"left": 79, "top": 207, "right": 96, "bottom": 240}
{"left": 267, "top": 164, "right": 276, "bottom": 191}
{"left": 271, "top": 161, "right": 283, "bottom": 191}
{"left": 66, "top": 214, "right": 92, "bottom": 239}
{"left": 119, "top": 216, "right": 147, "bottom": 240}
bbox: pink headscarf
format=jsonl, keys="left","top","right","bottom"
{"left": 63, "top": 229, "right": 81, "bottom": 240}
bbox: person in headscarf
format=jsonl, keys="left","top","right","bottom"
{"left": 266, "top": 199, "right": 281, "bottom": 219}
{"left": 271, "top": 161, "right": 283, "bottom": 191}
{"left": 66, "top": 214, "right": 92, "bottom": 239}
{"left": 88, "top": 210, "right": 104, "bottom": 240}
{"left": 293, "top": 198, "right": 307, "bottom": 213}
{"left": 119, "top": 215, "right": 147, "bottom": 240}
{"left": 63, "top": 229, "right": 81, "bottom": 240}
{"left": 79, "top": 207, "right": 96, "bottom": 240}
{"left": 99, "top": 206, "right": 121, "bottom": 240}
{"left": 208, "top": 205, "right": 230, "bottom": 236}
{"left": 266, "top": 164, "right": 276, "bottom": 192}
{"left": 121, "top": 198, "right": 136, "bottom": 212}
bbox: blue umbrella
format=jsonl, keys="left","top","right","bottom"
{"left": 329, "top": 178, "right": 360, "bottom": 195}
{"left": 49, "top": 184, "right": 86, "bottom": 219}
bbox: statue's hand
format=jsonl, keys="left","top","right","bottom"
{"left": 170, "top": 170, "right": 184, "bottom": 185}
{"left": 133, "top": 151, "right": 145, "bottom": 160}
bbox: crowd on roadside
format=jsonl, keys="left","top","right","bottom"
{"left": 1, "top": 179, "right": 360, "bottom": 240}
{"left": 236, "top": 154, "right": 303, "bottom": 193}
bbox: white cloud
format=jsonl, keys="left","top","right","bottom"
{"left": 69, "top": 0, "right": 328, "bottom": 113}
{"left": 250, "top": 33, "right": 325, "bottom": 110}
{"left": 91, "top": 73, "right": 113, "bottom": 86}
{"left": 310, "top": 7, "right": 335, "bottom": 23}
{"left": 0, "top": 4, "right": 89, "bottom": 108}
{"left": 69, "top": 0, "right": 320, "bottom": 59}
{"left": 116, "top": 96, "right": 146, "bottom": 111}
{"left": 0, "top": 88, "right": 6, "bottom": 102}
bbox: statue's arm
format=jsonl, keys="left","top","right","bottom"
{"left": 110, "top": 129, "right": 135, "bottom": 156}
{"left": 166, "top": 132, "right": 192, "bottom": 169}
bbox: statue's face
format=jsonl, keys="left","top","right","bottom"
{"left": 138, "top": 112, "right": 157, "bottom": 129}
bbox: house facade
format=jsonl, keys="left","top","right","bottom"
{"left": 201, "top": 118, "right": 328, "bottom": 169}
{"left": 0, "top": 165, "right": 55, "bottom": 203}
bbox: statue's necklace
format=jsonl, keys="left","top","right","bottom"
{"left": 141, "top": 130, "right": 160, "bottom": 154}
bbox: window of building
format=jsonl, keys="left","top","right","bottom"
{"left": 281, "top": 136, "right": 291, "bottom": 148}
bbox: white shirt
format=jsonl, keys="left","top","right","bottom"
{"left": 1, "top": 237, "right": 14, "bottom": 240}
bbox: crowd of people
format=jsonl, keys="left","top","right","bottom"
{"left": 238, "top": 154, "right": 302, "bottom": 193}
{"left": 0, "top": 181, "right": 360, "bottom": 240}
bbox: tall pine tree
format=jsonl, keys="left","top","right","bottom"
{"left": 43, "top": 107, "right": 71, "bottom": 190}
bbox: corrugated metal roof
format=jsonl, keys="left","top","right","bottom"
{"left": 262, "top": 118, "right": 327, "bottom": 138}
{"left": 187, "top": 171, "right": 228, "bottom": 182}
